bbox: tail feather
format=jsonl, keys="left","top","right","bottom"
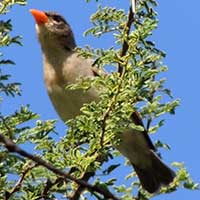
{"left": 132, "top": 151, "right": 176, "bottom": 193}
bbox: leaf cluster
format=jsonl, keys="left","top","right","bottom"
{"left": 0, "top": 17, "right": 22, "bottom": 99}
{"left": 0, "top": 0, "right": 26, "bottom": 14}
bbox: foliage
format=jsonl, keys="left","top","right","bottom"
{"left": 0, "top": 0, "right": 198, "bottom": 200}
{"left": 0, "top": 0, "right": 26, "bottom": 14}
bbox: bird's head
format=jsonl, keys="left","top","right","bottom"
{"left": 30, "top": 9, "right": 76, "bottom": 51}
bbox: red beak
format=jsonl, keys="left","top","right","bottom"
{"left": 30, "top": 9, "right": 48, "bottom": 25}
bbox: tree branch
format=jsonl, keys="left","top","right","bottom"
{"left": 41, "top": 177, "right": 64, "bottom": 199}
{"left": 118, "top": 5, "right": 134, "bottom": 75}
{"left": 68, "top": 151, "right": 108, "bottom": 200}
{"left": 69, "top": 171, "right": 95, "bottom": 200}
{"left": 5, "top": 163, "right": 38, "bottom": 200}
{"left": 0, "top": 134, "right": 120, "bottom": 200}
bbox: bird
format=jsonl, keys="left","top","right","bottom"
{"left": 30, "top": 9, "right": 176, "bottom": 193}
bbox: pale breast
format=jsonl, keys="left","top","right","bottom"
{"left": 43, "top": 53, "right": 98, "bottom": 122}
{"left": 48, "top": 84, "right": 98, "bottom": 121}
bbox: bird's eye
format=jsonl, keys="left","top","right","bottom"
{"left": 52, "top": 15, "right": 62, "bottom": 23}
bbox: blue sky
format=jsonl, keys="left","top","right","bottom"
{"left": 1, "top": 0, "right": 200, "bottom": 199}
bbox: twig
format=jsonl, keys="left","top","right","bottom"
{"left": 0, "top": 134, "right": 120, "bottom": 200}
{"left": 5, "top": 163, "right": 37, "bottom": 200}
{"left": 135, "top": 191, "right": 142, "bottom": 200}
{"left": 94, "top": 26, "right": 121, "bottom": 37}
{"left": 69, "top": 171, "right": 95, "bottom": 200}
{"left": 69, "top": 152, "right": 107, "bottom": 200}
{"left": 118, "top": 5, "right": 134, "bottom": 75}
{"left": 100, "top": 101, "right": 114, "bottom": 148}
{"left": 145, "top": 62, "right": 157, "bottom": 133}
{"left": 41, "top": 177, "right": 64, "bottom": 199}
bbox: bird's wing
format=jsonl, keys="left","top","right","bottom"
{"left": 131, "top": 112, "right": 155, "bottom": 151}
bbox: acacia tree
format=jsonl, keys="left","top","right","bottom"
{"left": 0, "top": 0, "right": 198, "bottom": 199}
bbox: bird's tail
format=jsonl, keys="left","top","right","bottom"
{"left": 132, "top": 151, "right": 176, "bottom": 193}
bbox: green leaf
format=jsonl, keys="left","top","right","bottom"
{"left": 103, "top": 164, "right": 120, "bottom": 175}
